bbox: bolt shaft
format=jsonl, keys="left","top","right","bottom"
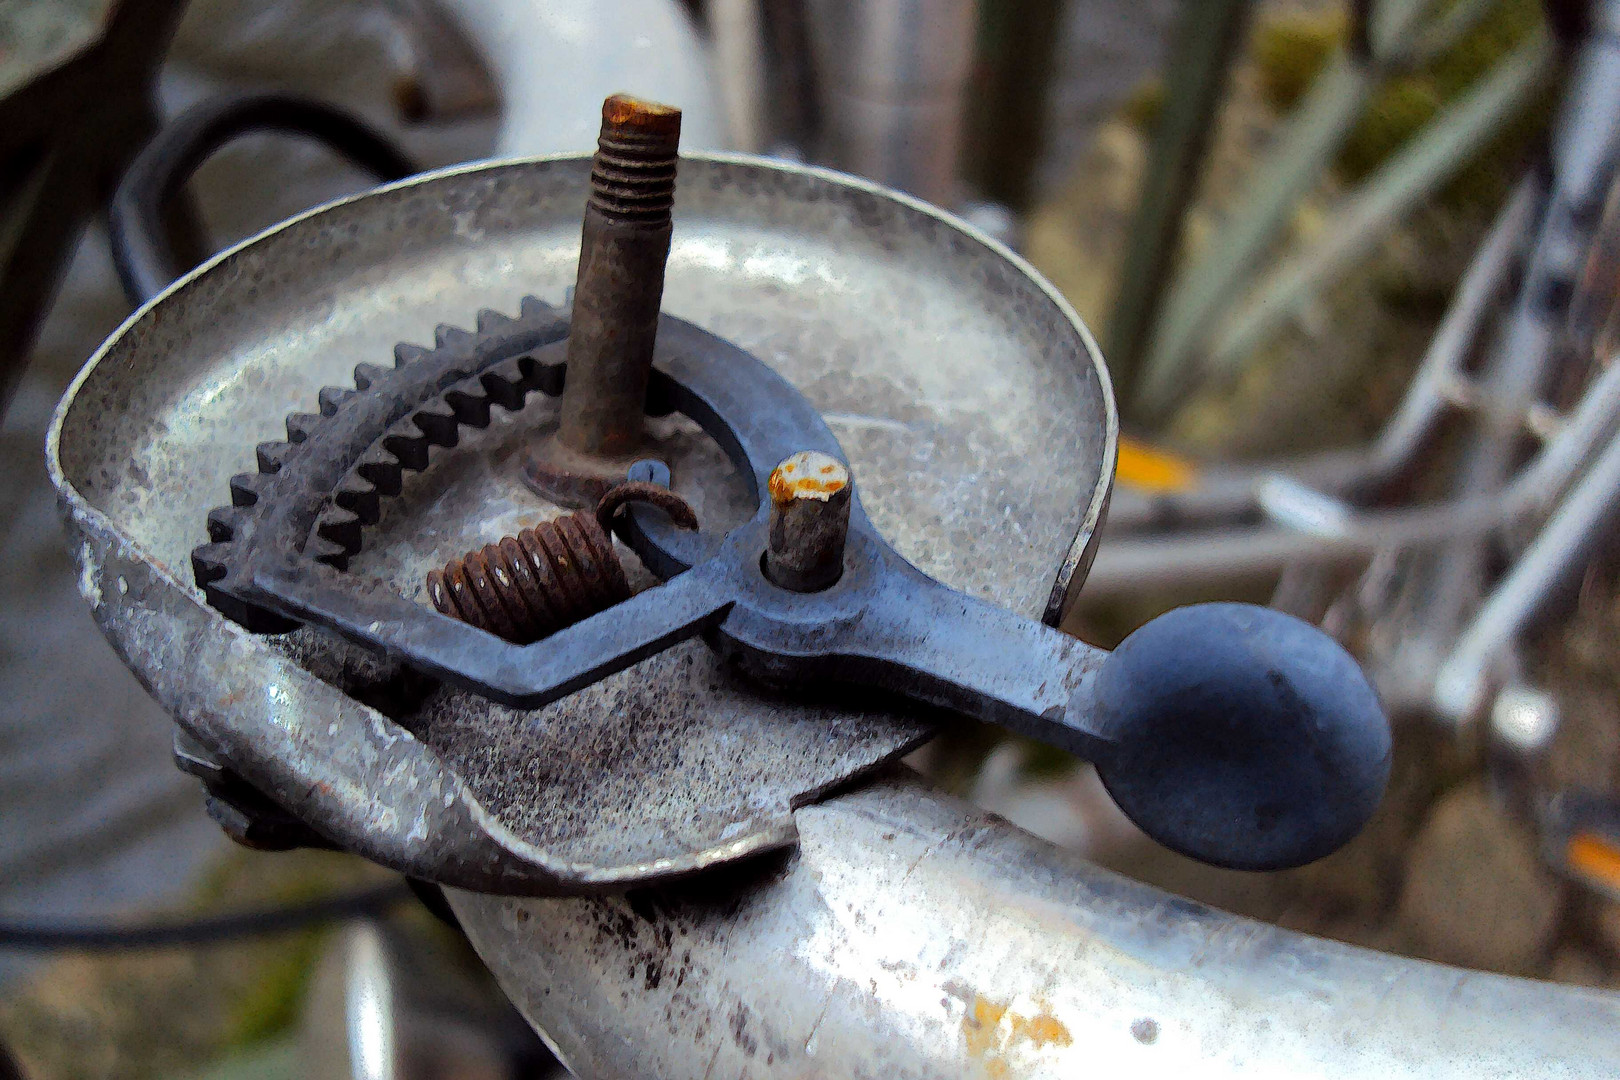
{"left": 765, "top": 451, "right": 852, "bottom": 592}
{"left": 557, "top": 95, "right": 682, "bottom": 458}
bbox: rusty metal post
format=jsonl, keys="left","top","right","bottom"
{"left": 526, "top": 94, "right": 682, "bottom": 506}
{"left": 764, "top": 451, "right": 852, "bottom": 592}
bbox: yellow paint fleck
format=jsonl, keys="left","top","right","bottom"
{"left": 1116, "top": 435, "right": 1199, "bottom": 493}
{"left": 1020, "top": 1014, "right": 1073, "bottom": 1047}
{"left": 961, "top": 995, "right": 1073, "bottom": 1078}
{"left": 1567, "top": 832, "right": 1620, "bottom": 891}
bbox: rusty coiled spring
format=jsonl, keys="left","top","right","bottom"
{"left": 425, "top": 482, "right": 697, "bottom": 644}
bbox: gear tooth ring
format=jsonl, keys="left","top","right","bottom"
{"left": 192, "top": 298, "right": 570, "bottom": 630}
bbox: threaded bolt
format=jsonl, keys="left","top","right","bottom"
{"left": 588, "top": 95, "right": 681, "bottom": 223}
{"left": 556, "top": 94, "right": 682, "bottom": 460}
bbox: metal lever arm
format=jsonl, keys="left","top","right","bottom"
{"left": 703, "top": 524, "right": 1114, "bottom": 757}
{"left": 246, "top": 555, "right": 732, "bottom": 706}
{"left": 226, "top": 312, "right": 1391, "bottom": 871}
{"left": 691, "top": 517, "right": 1390, "bottom": 871}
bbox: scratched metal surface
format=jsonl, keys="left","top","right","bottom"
{"left": 452, "top": 774, "right": 1620, "bottom": 1079}
{"left": 49, "top": 154, "right": 1115, "bottom": 892}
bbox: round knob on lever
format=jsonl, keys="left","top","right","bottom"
{"left": 1091, "top": 603, "right": 1390, "bottom": 871}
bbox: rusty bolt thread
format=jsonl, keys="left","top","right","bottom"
{"left": 426, "top": 482, "right": 697, "bottom": 645}
{"left": 764, "top": 451, "right": 852, "bottom": 593}
{"left": 591, "top": 95, "right": 681, "bottom": 224}
{"left": 556, "top": 94, "right": 683, "bottom": 460}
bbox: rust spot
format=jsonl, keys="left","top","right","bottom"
{"left": 961, "top": 994, "right": 1073, "bottom": 1077}
{"left": 602, "top": 93, "right": 682, "bottom": 133}
{"left": 768, "top": 451, "right": 849, "bottom": 504}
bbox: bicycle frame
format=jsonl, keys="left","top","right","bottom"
{"left": 1086, "top": 4, "right": 1620, "bottom": 727}
{"left": 451, "top": 775, "right": 1620, "bottom": 1078}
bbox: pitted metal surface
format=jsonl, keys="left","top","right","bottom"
{"left": 49, "top": 154, "right": 1114, "bottom": 892}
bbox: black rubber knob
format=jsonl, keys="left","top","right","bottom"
{"left": 1092, "top": 603, "right": 1391, "bottom": 871}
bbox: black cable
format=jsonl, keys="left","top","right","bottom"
{"left": 0, "top": 1035, "right": 23, "bottom": 1080}
{"left": 0, "top": 881, "right": 411, "bottom": 951}
{"left": 109, "top": 94, "right": 418, "bottom": 306}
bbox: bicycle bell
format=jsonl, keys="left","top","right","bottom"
{"left": 50, "top": 94, "right": 1391, "bottom": 894}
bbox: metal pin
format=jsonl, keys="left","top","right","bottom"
{"left": 764, "top": 451, "right": 852, "bottom": 592}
